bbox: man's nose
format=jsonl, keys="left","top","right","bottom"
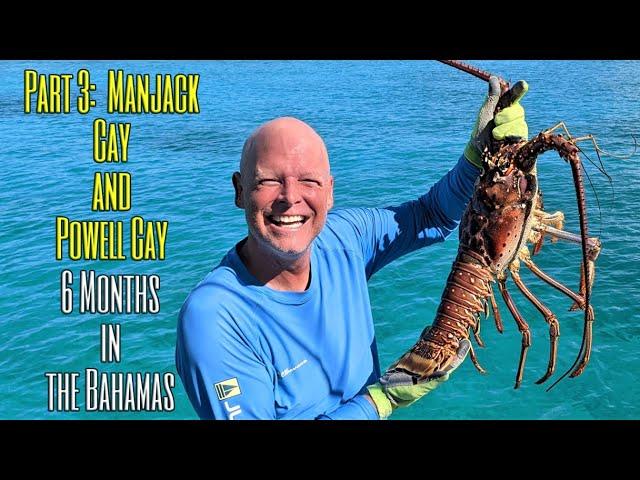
{"left": 278, "top": 178, "right": 302, "bottom": 205}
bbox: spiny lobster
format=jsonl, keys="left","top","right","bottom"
{"left": 388, "top": 62, "right": 602, "bottom": 389}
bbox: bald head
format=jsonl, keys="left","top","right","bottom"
{"left": 240, "top": 117, "right": 330, "bottom": 178}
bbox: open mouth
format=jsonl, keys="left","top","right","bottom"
{"left": 267, "top": 214, "right": 309, "bottom": 229}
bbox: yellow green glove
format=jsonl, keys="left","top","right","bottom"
{"left": 464, "top": 76, "right": 529, "bottom": 168}
{"left": 366, "top": 336, "right": 470, "bottom": 419}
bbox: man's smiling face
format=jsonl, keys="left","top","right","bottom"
{"left": 234, "top": 117, "right": 334, "bottom": 260}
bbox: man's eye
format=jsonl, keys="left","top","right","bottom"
{"left": 259, "top": 179, "right": 280, "bottom": 186}
{"left": 301, "top": 179, "right": 321, "bottom": 186}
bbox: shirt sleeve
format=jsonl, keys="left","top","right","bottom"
{"left": 333, "top": 155, "right": 480, "bottom": 279}
{"left": 315, "top": 392, "right": 380, "bottom": 420}
{"left": 175, "top": 286, "right": 276, "bottom": 420}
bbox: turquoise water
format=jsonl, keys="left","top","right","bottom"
{"left": 1, "top": 61, "right": 639, "bottom": 419}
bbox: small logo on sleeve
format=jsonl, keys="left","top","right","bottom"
{"left": 214, "top": 377, "right": 241, "bottom": 400}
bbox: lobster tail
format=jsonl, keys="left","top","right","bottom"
{"left": 388, "top": 253, "right": 493, "bottom": 380}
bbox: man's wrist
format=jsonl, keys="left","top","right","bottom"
{"left": 464, "top": 142, "right": 483, "bottom": 169}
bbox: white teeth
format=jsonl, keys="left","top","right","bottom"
{"left": 271, "top": 215, "right": 305, "bottom": 224}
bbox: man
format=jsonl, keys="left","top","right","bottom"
{"left": 176, "top": 76, "right": 529, "bottom": 419}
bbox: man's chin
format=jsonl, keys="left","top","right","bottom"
{"left": 247, "top": 229, "right": 314, "bottom": 261}
{"left": 258, "top": 237, "right": 312, "bottom": 259}
{"left": 270, "top": 244, "right": 309, "bottom": 259}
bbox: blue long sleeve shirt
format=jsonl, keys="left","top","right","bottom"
{"left": 175, "top": 155, "right": 479, "bottom": 419}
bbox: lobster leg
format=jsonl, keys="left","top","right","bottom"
{"left": 543, "top": 122, "right": 599, "bottom": 147}
{"left": 468, "top": 341, "right": 486, "bottom": 374}
{"left": 496, "top": 276, "right": 532, "bottom": 389}
{"left": 520, "top": 248, "right": 585, "bottom": 309}
{"left": 543, "top": 121, "right": 573, "bottom": 137}
{"left": 472, "top": 312, "right": 485, "bottom": 348}
{"left": 531, "top": 223, "right": 602, "bottom": 309}
{"left": 509, "top": 258, "right": 560, "bottom": 385}
{"left": 488, "top": 282, "right": 504, "bottom": 333}
{"left": 521, "top": 247, "right": 595, "bottom": 386}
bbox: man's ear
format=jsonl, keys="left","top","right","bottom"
{"left": 327, "top": 175, "right": 334, "bottom": 210}
{"left": 232, "top": 172, "right": 244, "bottom": 208}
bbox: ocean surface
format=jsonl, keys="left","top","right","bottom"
{"left": 1, "top": 60, "right": 639, "bottom": 420}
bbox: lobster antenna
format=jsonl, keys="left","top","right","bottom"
{"left": 548, "top": 134, "right": 629, "bottom": 390}
{"left": 438, "top": 60, "right": 510, "bottom": 93}
{"left": 576, "top": 151, "right": 604, "bottom": 238}
{"left": 547, "top": 153, "right": 593, "bottom": 392}
{"left": 576, "top": 144, "right": 615, "bottom": 211}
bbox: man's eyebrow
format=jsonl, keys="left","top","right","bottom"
{"left": 252, "top": 168, "right": 274, "bottom": 178}
{"left": 299, "top": 172, "right": 326, "bottom": 178}
{"left": 253, "top": 173, "right": 271, "bottom": 178}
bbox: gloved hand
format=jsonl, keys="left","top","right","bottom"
{"left": 464, "top": 76, "right": 529, "bottom": 169}
{"left": 366, "top": 334, "right": 470, "bottom": 419}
